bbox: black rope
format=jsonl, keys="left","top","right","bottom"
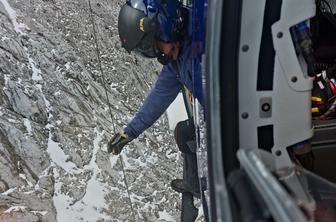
{"left": 87, "top": 1, "right": 136, "bottom": 221}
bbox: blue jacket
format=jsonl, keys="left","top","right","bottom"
{"left": 124, "top": 41, "right": 193, "bottom": 139}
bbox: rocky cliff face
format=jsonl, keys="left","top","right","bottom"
{"left": 0, "top": 0, "right": 189, "bottom": 221}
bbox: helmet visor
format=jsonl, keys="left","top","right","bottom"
{"left": 127, "top": 0, "right": 147, "bottom": 13}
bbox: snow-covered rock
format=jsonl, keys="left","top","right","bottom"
{"left": 0, "top": 0, "right": 185, "bottom": 221}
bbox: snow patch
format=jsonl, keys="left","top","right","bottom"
{"left": 4, "top": 74, "right": 10, "bottom": 86}
{"left": 36, "top": 84, "right": 51, "bottom": 109}
{"left": 165, "top": 150, "right": 178, "bottom": 159}
{"left": 31, "top": 210, "right": 48, "bottom": 216}
{"left": 23, "top": 190, "right": 35, "bottom": 194}
{"left": 65, "top": 62, "right": 71, "bottom": 70}
{"left": 1, "top": 187, "right": 17, "bottom": 195}
{"left": 28, "top": 57, "right": 43, "bottom": 81}
{"left": 4, "top": 206, "right": 27, "bottom": 213}
{"left": 109, "top": 155, "right": 119, "bottom": 168}
{"left": 47, "top": 134, "right": 79, "bottom": 173}
{"left": 130, "top": 193, "right": 146, "bottom": 202}
{"left": 8, "top": 118, "right": 20, "bottom": 123}
{"left": 0, "top": 0, "right": 26, "bottom": 34}
{"left": 23, "top": 118, "right": 32, "bottom": 135}
{"left": 158, "top": 210, "right": 175, "bottom": 222}
{"left": 53, "top": 128, "right": 110, "bottom": 221}
{"left": 19, "top": 173, "right": 33, "bottom": 187}
{"left": 156, "top": 134, "right": 163, "bottom": 142}
{"left": 52, "top": 169, "right": 74, "bottom": 221}
{"left": 1, "top": 36, "right": 9, "bottom": 41}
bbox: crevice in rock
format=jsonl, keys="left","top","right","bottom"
{"left": 0, "top": 45, "right": 21, "bottom": 62}
{"left": 0, "top": 176, "right": 9, "bottom": 191}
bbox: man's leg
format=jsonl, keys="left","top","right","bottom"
{"left": 172, "top": 119, "right": 200, "bottom": 197}
{"left": 173, "top": 119, "right": 200, "bottom": 221}
{"left": 181, "top": 192, "right": 198, "bottom": 221}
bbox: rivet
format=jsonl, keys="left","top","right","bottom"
{"left": 277, "top": 32, "right": 283, "bottom": 38}
{"left": 261, "top": 103, "right": 271, "bottom": 112}
{"left": 291, "top": 76, "right": 298, "bottom": 83}
{"left": 242, "top": 112, "right": 249, "bottom": 119}
{"left": 242, "top": 45, "right": 249, "bottom": 52}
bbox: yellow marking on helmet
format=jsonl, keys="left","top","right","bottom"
{"left": 140, "top": 18, "right": 145, "bottom": 32}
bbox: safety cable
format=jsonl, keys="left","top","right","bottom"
{"left": 87, "top": 1, "right": 136, "bottom": 221}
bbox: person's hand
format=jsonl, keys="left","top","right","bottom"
{"left": 108, "top": 132, "right": 133, "bottom": 155}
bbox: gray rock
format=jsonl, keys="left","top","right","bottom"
{"left": 37, "top": 175, "right": 55, "bottom": 195}
{"left": 4, "top": 80, "right": 48, "bottom": 124}
{"left": 0, "top": 0, "right": 186, "bottom": 221}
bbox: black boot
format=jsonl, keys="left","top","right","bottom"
{"left": 171, "top": 179, "right": 201, "bottom": 199}
{"left": 181, "top": 192, "right": 199, "bottom": 222}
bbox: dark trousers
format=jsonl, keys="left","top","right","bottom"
{"left": 174, "top": 119, "right": 199, "bottom": 193}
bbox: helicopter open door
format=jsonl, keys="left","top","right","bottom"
{"left": 204, "top": 0, "right": 336, "bottom": 221}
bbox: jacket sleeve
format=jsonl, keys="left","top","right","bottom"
{"left": 124, "top": 65, "right": 183, "bottom": 138}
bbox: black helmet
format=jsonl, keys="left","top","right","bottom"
{"left": 118, "top": 1, "right": 159, "bottom": 58}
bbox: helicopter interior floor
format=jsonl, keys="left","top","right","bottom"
{"left": 311, "top": 119, "right": 336, "bottom": 183}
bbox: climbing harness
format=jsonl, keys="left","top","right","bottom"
{"left": 87, "top": 1, "right": 136, "bottom": 221}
